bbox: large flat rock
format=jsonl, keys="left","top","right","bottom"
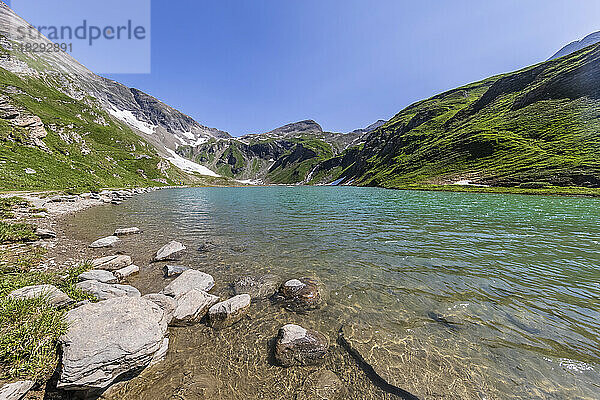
{"left": 153, "top": 241, "right": 186, "bottom": 261}
{"left": 57, "top": 297, "right": 168, "bottom": 390}
{"left": 89, "top": 236, "right": 120, "bottom": 248}
{"left": 76, "top": 280, "right": 140, "bottom": 301}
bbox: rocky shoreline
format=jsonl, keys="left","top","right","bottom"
{"left": 0, "top": 188, "right": 347, "bottom": 400}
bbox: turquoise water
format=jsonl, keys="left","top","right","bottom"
{"left": 61, "top": 187, "right": 600, "bottom": 399}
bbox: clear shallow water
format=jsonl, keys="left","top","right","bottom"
{"left": 59, "top": 187, "right": 600, "bottom": 399}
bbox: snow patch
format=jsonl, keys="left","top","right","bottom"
{"left": 109, "top": 108, "right": 156, "bottom": 135}
{"left": 165, "top": 148, "right": 220, "bottom": 177}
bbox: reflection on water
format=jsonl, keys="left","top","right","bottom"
{"left": 57, "top": 187, "right": 600, "bottom": 399}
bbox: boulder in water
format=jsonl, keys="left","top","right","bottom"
{"left": 296, "top": 370, "right": 345, "bottom": 400}
{"left": 274, "top": 324, "right": 328, "bottom": 367}
{"left": 162, "top": 264, "right": 189, "bottom": 278}
{"left": 143, "top": 294, "right": 177, "bottom": 330}
{"left": 89, "top": 236, "right": 120, "bottom": 248}
{"left": 208, "top": 294, "right": 251, "bottom": 329}
{"left": 273, "top": 277, "right": 322, "bottom": 312}
{"left": 153, "top": 241, "right": 186, "bottom": 261}
{"left": 172, "top": 289, "right": 219, "bottom": 326}
{"left": 114, "top": 264, "right": 140, "bottom": 280}
{"left": 114, "top": 227, "right": 141, "bottom": 236}
{"left": 161, "top": 269, "right": 214, "bottom": 299}
{"left": 90, "top": 255, "right": 132, "bottom": 271}
{"left": 231, "top": 274, "right": 279, "bottom": 300}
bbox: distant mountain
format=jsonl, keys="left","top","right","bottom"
{"left": 349, "top": 119, "right": 387, "bottom": 135}
{"left": 548, "top": 31, "right": 600, "bottom": 60}
{"left": 312, "top": 43, "right": 600, "bottom": 188}
{"left": 177, "top": 120, "right": 367, "bottom": 184}
{"left": 0, "top": 2, "right": 229, "bottom": 190}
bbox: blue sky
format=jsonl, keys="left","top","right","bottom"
{"left": 11, "top": 1, "right": 600, "bottom": 136}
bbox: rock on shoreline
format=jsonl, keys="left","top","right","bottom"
{"left": 58, "top": 297, "right": 169, "bottom": 390}
{"left": 153, "top": 241, "right": 186, "bottom": 262}
{"left": 8, "top": 284, "right": 72, "bottom": 307}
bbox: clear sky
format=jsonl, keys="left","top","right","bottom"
{"left": 23, "top": 1, "right": 600, "bottom": 136}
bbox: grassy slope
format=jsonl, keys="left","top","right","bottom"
{"left": 328, "top": 44, "right": 600, "bottom": 192}
{"left": 0, "top": 67, "right": 187, "bottom": 192}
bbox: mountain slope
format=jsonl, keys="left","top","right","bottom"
{"left": 0, "top": 2, "right": 230, "bottom": 190}
{"left": 314, "top": 43, "right": 600, "bottom": 189}
{"left": 549, "top": 31, "right": 600, "bottom": 60}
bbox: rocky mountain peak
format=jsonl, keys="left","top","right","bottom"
{"left": 549, "top": 31, "right": 600, "bottom": 60}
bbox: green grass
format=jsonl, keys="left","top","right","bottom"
{"left": 0, "top": 221, "right": 36, "bottom": 244}
{"left": 0, "top": 250, "right": 95, "bottom": 381}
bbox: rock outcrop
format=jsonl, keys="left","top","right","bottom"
{"left": 57, "top": 297, "right": 168, "bottom": 390}
{"left": 274, "top": 324, "right": 329, "bottom": 367}
{"left": 142, "top": 294, "right": 177, "bottom": 330}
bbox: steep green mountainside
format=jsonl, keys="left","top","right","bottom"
{"left": 0, "top": 2, "right": 236, "bottom": 191}
{"left": 315, "top": 43, "right": 600, "bottom": 189}
{"left": 178, "top": 120, "right": 368, "bottom": 184}
{"left": 0, "top": 65, "right": 188, "bottom": 191}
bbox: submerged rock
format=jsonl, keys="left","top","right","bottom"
{"left": 162, "top": 264, "right": 189, "bottom": 278}
{"left": 35, "top": 228, "right": 56, "bottom": 239}
{"left": 154, "top": 241, "right": 186, "bottom": 261}
{"left": 76, "top": 280, "right": 140, "bottom": 301}
{"left": 8, "top": 284, "right": 72, "bottom": 307}
{"left": 273, "top": 277, "right": 322, "bottom": 312}
{"left": 172, "top": 289, "right": 219, "bottom": 326}
{"left": 114, "top": 227, "right": 141, "bottom": 236}
{"left": 274, "top": 324, "right": 328, "bottom": 367}
{"left": 197, "top": 241, "right": 216, "bottom": 253}
{"left": 57, "top": 297, "right": 168, "bottom": 391}
{"left": 296, "top": 370, "right": 345, "bottom": 400}
{"left": 161, "top": 269, "right": 214, "bottom": 299}
{"left": 89, "top": 236, "right": 120, "bottom": 248}
{"left": 143, "top": 294, "right": 177, "bottom": 330}
{"left": 208, "top": 294, "right": 251, "bottom": 329}
{"left": 78, "top": 270, "right": 117, "bottom": 284}
{"left": 91, "top": 255, "right": 132, "bottom": 271}
{"left": 231, "top": 274, "right": 279, "bottom": 300}
{"left": 114, "top": 264, "right": 140, "bottom": 280}
{"left": 0, "top": 380, "right": 34, "bottom": 400}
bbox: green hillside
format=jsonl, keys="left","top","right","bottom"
{"left": 319, "top": 43, "right": 600, "bottom": 192}
{"left": 0, "top": 67, "right": 186, "bottom": 192}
